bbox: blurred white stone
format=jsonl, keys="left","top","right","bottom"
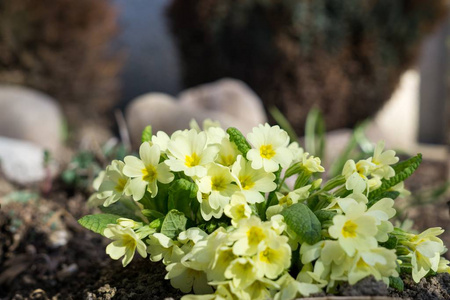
{"left": 367, "top": 69, "right": 420, "bottom": 152}
{"left": 179, "top": 78, "right": 267, "bottom": 126}
{"left": 0, "top": 137, "right": 46, "bottom": 184}
{"left": 126, "top": 87, "right": 262, "bottom": 148}
{"left": 0, "top": 85, "right": 63, "bottom": 154}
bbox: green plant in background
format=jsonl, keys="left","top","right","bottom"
{"left": 61, "top": 142, "right": 128, "bottom": 191}
{"left": 78, "top": 119, "right": 450, "bottom": 299}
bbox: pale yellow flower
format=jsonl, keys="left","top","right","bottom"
{"left": 253, "top": 236, "right": 291, "bottom": 279}
{"left": 348, "top": 247, "right": 398, "bottom": 285}
{"left": 225, "top": 257, "right": 259, "bottom": 289}
{"left": 104, "top": 224, "right": 147, "bottom": 267}
{"left": 328, "top": 202, "right": 378, "bottom": 256}
{"left": 342, "top": 159, "right": 379, "bottom": 193}
{"left": 231, "top": 155, "right": 276, "bottom": 204}
{"left": 181, "top": 283, "right": 238, "bottom": 300}
{"left": 229, "top": 217, "right": 272, "bottom": 256}
{"left": 152, "top": 131, "right": 171, "bottom": 152}
{"left": 224, "top": 192, "right": 252, "bottom": 227}
{"left": 288, "top": 142, "right": 304, "bottom": 164}
{"left": 147, "top": 233, "right": 185, "bottom": 264}
{"left": 88, "top": 170, "right": 107, "bottom": 207}
{"left": 266, "top": 185, "right": 310, "bottom": 219}
{"left": 231, "top": 277, "right": 279, "bottom": 300}
{"left": 246, "top": 124, "right": 293, "bottom": 172}
{"left": 97, "top": 160, "right": 130, "bottom": 207}
{"left": 403, "top": 227, "right": 446, "bottom": 282}
{"left": 301, "top": 152, "right": 325, "bottom": 173}
{"left": 371, "top": 141, "right": 398, "bottom": 179}
{"left": 437, "top": 257, "right": 450, "bottom": 273}
{"left": 182, "top": 228, "right": 230, "bottom": 273}
{"left": 117, "top": 218, "right": 141, "bottom": 229}
{"left": 197, "top": 163, "right": 239, "bottom": 219}
{"left": 208, "top": 246, "right": 237, "bottom": 281}
{"left": 365, "top": 198, "right": 395, "bottom": 242}
{"left": 205, "top": 126, "right": 227, "bottom": 146}
{"left": 215, "top": 135, "right": 240, "bottom": 167}
{"left": 300, "top": 240, "right": 346, "bottom": 267}
{"left": 166, "top": 129, "right": 219, "bottom": 178}
{"left": 269, "top": 214, "right": 286, "bottom": 235}
{"left": 165, "top": 262, "right": 213, "bottom": 294}
{"left": 197, "top": 192, "right": 224, "bottom": 221}
{"left": 178, "top": 227, "right": 208, "bottom": 253}
{"left": 390, "top": 182, "right": 411, "bottom": 197}
{"left": 123, "top": 143, "right": 174, "bottom": 200}
{"left": 274, "top": 273, "right": 322, "bottom": 300}
{"left": 297, "top": 260, "right": 329, "bottom": 288}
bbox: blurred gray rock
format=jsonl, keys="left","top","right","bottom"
{"left": 126, "top": 89, "right": 261, "bottom": 148}
{"left": 179, "top": 78, "right": 267, "bottom": 126}
{"left": 0, "top": 137, "right": 45, "bottom": 184}
{"left": 0, "top": 85, "right": 63, "bottom": 154}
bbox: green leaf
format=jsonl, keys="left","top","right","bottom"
{"left": 140, "top": 183, "right": 169, "bottom": 214}
{"left": 4, "top": 191, "right": 39, "bottom": 204}
{"left": 321, "top": 175, "right": 345, "bottom": 191}
{"left": 281, "top": 203, "right": 322, "bottom": 244}
{"left": 379, "top": 235, "right": 398, "bottom": 250}
{"left": 141, "top": 125, "right": 152, "bottom": 143}
{"left": 368, "top": 154, "right": 422, "bottom": 202}
{"left": 149, "top": 217, "right": 164, "bottom": 231}
{"left": 141, "top": 209, "right": 165, "bottom": 221}
{"left": 314, "top": 210, "right": 337, "bottom": 223}
{"left": 284, "top": 163, "right": 302, "bottom": 178}
{"left": 168, "top": 179, "right": 198, "bottom": 220}
{"left": 305, "top": 108, "right": 326, "bottom": 158}
{"left": 99, "top": 199, "right": 142, "bottom": 221}
{"left": 389, "top": 276, "right": 404, "bottom": 292}
{"left": 136, "top": 225, "right": 156, "bottom": 239}
{"left": 367, "top": 191, "right": 400, "bottom": 207}
{"left": 294, "top": 168, "right": 312, "bottom": 189}
{"left": 161, "top": 210, "right": 188, "bottom": 239}
{"left": 227, "top": 127, "right": 251, "bottom": 156}
{"left": 78, "top": 214, "right": 120, "bottom": 236}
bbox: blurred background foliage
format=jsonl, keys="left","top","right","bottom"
{"left": 168, "top": 0, "right": 447, "bottom": 133}
{"left": 0, "top": 0, "right": 122, "bottom": 126}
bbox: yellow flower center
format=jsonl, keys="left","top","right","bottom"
{"left": 260, "top": 144, "right": 276, "bottom": 159}
{"left": 211, "top": 176, "right": 228, "bottom": 191}
{"left": 279, "top": 195, "right": 293, "bottom": 206}
{"left": 201, "top": 193, "right": 209, "bottom": 203}
{"left": 234, "top": 205, "right": 246, "bottom": 219}
{"left": 259, "top": 248, "right": 275, "bottom": 263}
{"left": 239, "top": 175, "right": 255, "bottom": 190}
{"left": 356, "top": 258, "right": 369, "bottom": 268}
{"left": 185, "top": 152, "right": 200, "bottom": 167}
{"left": 247, "top": 226, "right": 266, "bottom": 246}
{"left": 115, "top": 178, "right": 128, "bottom": 193}
{"left": 342, "top": 220, "right": 358, "bottom": 238}
{"left": 220, "top": 154, "right": 236, "bottom": 166}
{"left": 123, "top": 234, "right": 137, "bottom": 249}
{"left": 142, "top": 165, "right": 157, "bottom": 182}
{"left": 219, "top": 249, "right": 236, "bottom": 266}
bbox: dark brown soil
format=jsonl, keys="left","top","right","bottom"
{"left": 0, "top": 179, "right": 181, "bottom": 300}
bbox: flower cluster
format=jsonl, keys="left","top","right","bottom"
{"left": 80, "top": 120, "right": 449, "bottom": 299}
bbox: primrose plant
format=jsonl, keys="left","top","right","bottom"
{"left": 80, "top": 120, "right": 450, "bottom": 299}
